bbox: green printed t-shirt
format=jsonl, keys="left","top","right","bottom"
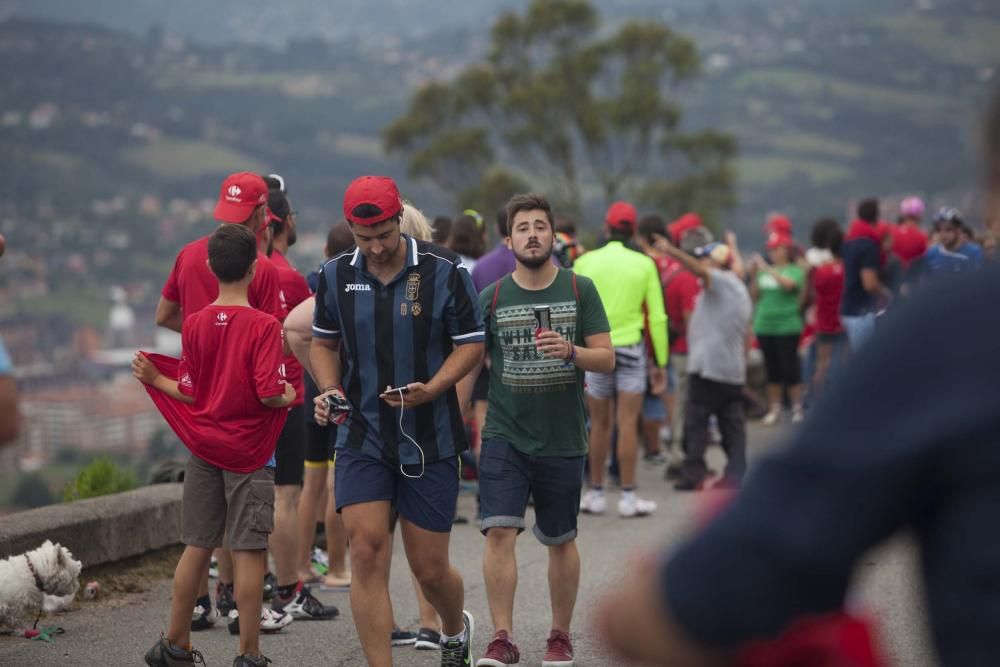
{"left": 753, "top": 264, "right": 805, "bottom": 335}
{"left": 480, "top": 270, "right": 610, "bottom": 457}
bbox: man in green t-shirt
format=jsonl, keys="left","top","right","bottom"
{"left": 459, "top": 193, "right": 613, "bottom": 667}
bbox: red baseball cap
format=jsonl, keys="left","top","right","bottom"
{"left": 765, "top": 214, "right": 793, "bottom": 236}
{"left": 605, "top": 201, "right": 637, "bottom": 231}
{"left": 343, "top": 176, "right": 402, "bottom": 226}
{"left": 766, "top": 231, "right": 794, "bottom": 250}
{"left": 668, "top": 212, "right": 703, "bottom": 243}
{"left": 214, "top": 172, "right": 269, "bottom": 224}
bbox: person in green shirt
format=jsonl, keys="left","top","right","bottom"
{"left": 573, "top": 201, "right": 668, "bottom": 519}
{"left": 750, "top": 232, "right": 806, "bottom": 425}
{"left": 458, "top": 193, "right": 613, "bottom": 667}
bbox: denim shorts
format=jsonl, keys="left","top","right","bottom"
{"left": 334, "top": 447, "right": 459, "bottom": 533}
{"left": 585, "top": 342, "right": 647, "bottom": 398}
{"left": 478, "top": 437, "right": 585, "bottom": 546}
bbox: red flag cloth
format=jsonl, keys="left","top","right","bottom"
{"left": 736, "top": 613, "right": 885, "bottom": 667}
{"left": 692, "top": 493, "right": 886, "bottom": 667}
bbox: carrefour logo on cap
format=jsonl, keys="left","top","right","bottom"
{"left": 344, "top": 283, "right": 372, "bottom": 293}
{"left": 228, "top": 185, "right": 242, "bottom": 197}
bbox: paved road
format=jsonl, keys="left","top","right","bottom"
{"left": 0, "top": 423, "right": 934, "bottom": 666}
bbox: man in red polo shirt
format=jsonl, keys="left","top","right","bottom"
{"left": 157, "top": 172, "right": 283, "bottom": 328}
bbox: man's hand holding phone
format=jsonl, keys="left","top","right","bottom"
{"left": 381, "top": 383, "right": 436, "bottom": 408}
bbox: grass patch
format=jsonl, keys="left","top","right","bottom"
{"left": 736, "top": 155, "right": 851, "bottom": 187}
{"left": 767, "top": 132, "right": 863, "bottom": 159}
{"left": 732, "top": 67, "right": 950, "bottom": 117}
{"left": 124, "top": 138, "right": 266, "bottom": 179}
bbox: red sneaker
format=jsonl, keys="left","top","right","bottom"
{"left": 477, "top": 630, "right": 520, "bottom": 666}
{"left": 543, "top": 629, "right": 574, "bottom": 666}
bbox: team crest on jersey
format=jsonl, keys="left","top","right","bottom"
{"left": 406, "top": 273, "right": 420, "bottom": 301}
{"left": 412, "top": 302, "right": 422, "bottom": 317}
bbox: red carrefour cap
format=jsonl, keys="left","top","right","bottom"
{"left": 764, "top": 214, "right": 793, "bottom": 236}
{"left": 668, "top": 212, "right": 703, "bottom": 243}
{"left": 214, "top": 172, "right": 269, "bottom": 224}
{"left": 766, "top": 231, "right": 794, "bottom": 249}
{"left": 605, "top": 201, "right": 637, "bottom": 230}
{"left": 343, "top": 176, "right": 402, "bottom": 226}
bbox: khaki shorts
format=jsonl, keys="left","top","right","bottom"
{"left": 181, "top": 455, "right": 275, "bottom": 551}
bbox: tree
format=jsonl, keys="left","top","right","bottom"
{"left": 63, "top": 457, "right": 137, "bottom": 502}
{"left": 384, "top": 0, "right": 736, "bottom": 221}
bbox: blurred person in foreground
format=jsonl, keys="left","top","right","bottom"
{"left": 595, "top": 90, "right": 1000, "bottom": 667}
{"left": 0, "top": 233, "right": 19, "bottom": 445}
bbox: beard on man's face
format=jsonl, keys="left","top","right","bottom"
{"left": 514, "top": 242, "right": 553, "bottom": 269}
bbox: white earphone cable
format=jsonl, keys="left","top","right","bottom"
{"left": 397, "top": 388, "right": 425, "bottom": 479}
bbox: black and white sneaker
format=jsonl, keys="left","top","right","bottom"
{"left": 216, "top": 582, "right": 236, "bottom": 616}
{"left": 275, "top": 583, "right": 339, "bottom": 620}
{"left": 392, "top": 627, "right": 418, "bottom": 645}
{"left": 440, "top": 610, "right": 474, "bottom": 667}
{"left": 190, "top": 603, "right": 220, "bottom": 631}
{"left": 414, "top": 627, "right": 442, "bottom": 650}
{"left": 232, "top": 654, "right": 272, "bottom": 667}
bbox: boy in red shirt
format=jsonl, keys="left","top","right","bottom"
{"left": 137, "top": 223, "right": 296, "bottom": 667}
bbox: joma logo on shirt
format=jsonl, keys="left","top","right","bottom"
{"left": 344, "top": 283, "right": 372, "bottom": 293}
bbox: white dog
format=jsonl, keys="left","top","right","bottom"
{"left": 0, "top": 540, "right": 82, "bottom": 630}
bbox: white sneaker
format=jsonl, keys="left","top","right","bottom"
{"left": 227, "top": 608, "right": 293, "bottom": 635}
{"left": 761, "top": 408, "right": 781, "bottom": 425}
{"left": 579, "top": 489, "right": 607, "bottom": 515}
{"left": 618, "top": 494, "right": 656, "bottom": 518}
{"left": 791, "top": 406, "right": 804, "bottom": 423}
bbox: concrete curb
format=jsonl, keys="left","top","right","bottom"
{"left": 0, "top": 484, "right": 183, "bottom": 566}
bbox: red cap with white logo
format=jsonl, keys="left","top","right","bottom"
{"left": 214, "top": 172, "right": 269, "bottom": 224}
{"left": 343, "top": 176, "right": 403, "bottom": 226}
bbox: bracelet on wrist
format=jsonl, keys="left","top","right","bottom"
{"left": 564, "top": 342, "right": 576, "bottom": 364}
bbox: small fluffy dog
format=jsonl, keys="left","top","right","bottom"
{"left": 0, "top": 540, "right": 82, "bottom": 630}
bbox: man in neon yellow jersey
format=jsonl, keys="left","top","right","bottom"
{"left": 573, "top": 201, "right": 668, "bottom": 518}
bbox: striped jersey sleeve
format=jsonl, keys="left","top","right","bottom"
{"left": 312, "top": 260, "right": 342, "bottom": 339}
{"left": 446, "top": 257, "right": 486, "bottom": 345}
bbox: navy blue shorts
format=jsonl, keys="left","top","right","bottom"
{"left": 478, "top": 437, "right": 585, "bottom": 546}
{"left": 333, "top": 447, "right": 459, "bottom": 533}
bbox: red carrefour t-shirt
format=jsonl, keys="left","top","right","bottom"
{"left": 269, "top": 250, "right": 312, "bottom": 408}
{"left": 161, "top": 235, "right": 283, "bottom": 323}
{"left": 142, "top": 306, "right": 289, "bottom": 473}
{"left": 665, "top": 271, "right": 701, "bottom": 355}
{"left": 812, "top": 261, "right": 845, "bottom": 335}
{"left": 891, "top": 225, "right": 928, "bottom": 269}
